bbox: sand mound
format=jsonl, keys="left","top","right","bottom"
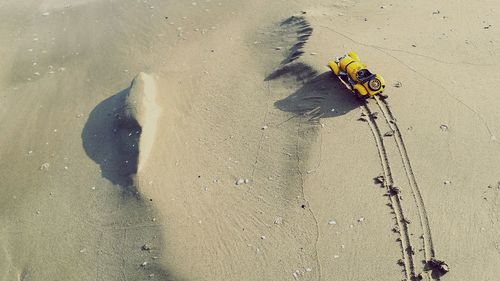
{"left": 82, "top": 72, "right": 160, "bottom": 190}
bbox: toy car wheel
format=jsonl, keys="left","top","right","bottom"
{"left": 368, "top": 78, "right": 382, "bottom": 91}
{"left": 328, "top": 61, "right": 340, "bottom": 76}
{"left": 348, "top": 51, "right": 360, "bottom": 61}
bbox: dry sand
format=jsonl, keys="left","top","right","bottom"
{"left": 1, "top": 0, "right": 499, "bottom": 280}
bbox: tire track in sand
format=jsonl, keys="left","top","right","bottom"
{"left": 361, "top": 103, "right": 417, "bottom": 281}
{"left": 373, "top": 96, "right": 438, "bottom": 273}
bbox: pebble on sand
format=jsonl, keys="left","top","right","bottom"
{"left": 274, "top": 217, "right": 283, "bottom": 225}
{"left": 142, "top": 244, "right": 152, "bottom": 251}
{"left": 236, "top": 178, "right": 245, "bottom": 185}
{"left": 328, "top": 220, "right": 337, "bottom": 225}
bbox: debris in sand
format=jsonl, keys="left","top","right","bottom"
{"left": 91, "top": 186, "right": 96, "bottom": 190}
{"left": 426, "top": 258, "right": 449, "bottom": 275}
{"left": 275, "top": 47, "right": 282, "bottom": 50}
{"left": 358, "top": 217, "right": 365, "bottom": 222}
{"left": 388, "top": 185, "right": 400, "bottom": 195}
{"left": 235, "top": 178, "right": 245, "bottom": 185}
{"left": 244, "top": 179, "right": 250, "bottom": 184}
{"left": 328, "top": 220, "right": 337, "bottom": 225}
{"left": 42, "top": 12, "right": 50, "bottom": 16}
{"left": 40, "top": 162, "right": 50, "bottom": 171}
{"left": 444, "top": 180, "right": 451, "bottom": 185}
{"left": 440, "top": 124, "right": 448, "bottom": 131}
{"left": 432, "top": 10, "right": 440, "bottom": 15}
{"left": 374, "top": 175, "right": 384, "bottom": 185}
{"left": 384, "top": 130, "right": 394, "bottom": 137}
{"left": 141, "top": 244, "right": 152, "bottom": 251}
{"left": 141, "top": 261, "right": 148, "bottom": 267}
{"left": 260, "top": 235, "right": 266, "bottom": 240}
{"left": 393, "top": 81, "right": 402, "bottom": 88}
{"left": 261, "top": 125, "right": 268, "bottom": 130}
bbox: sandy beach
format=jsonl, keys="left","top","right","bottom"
{"left": 1, "top": 0, "right": 499, "bottom": 280}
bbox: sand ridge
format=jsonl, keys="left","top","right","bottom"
{"left": 125, "top": 72, "right": 161, "bottom": 173}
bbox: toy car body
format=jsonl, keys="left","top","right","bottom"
{"left": 328, "top": 51, "right": 385, "bottom": 98}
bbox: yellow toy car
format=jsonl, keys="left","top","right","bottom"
{"left": 328, "top": 51, "right": 385, "bottom": 98}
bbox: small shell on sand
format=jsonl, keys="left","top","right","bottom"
{"left": 40, "top": 162, "right": 50, "bottom": 171}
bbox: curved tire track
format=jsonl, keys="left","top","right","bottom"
{"left": 373, "top": 97, "right": 437, "bottom": 263}
{"left": 361, "top": 103, "right": 417, "bottom": 281}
